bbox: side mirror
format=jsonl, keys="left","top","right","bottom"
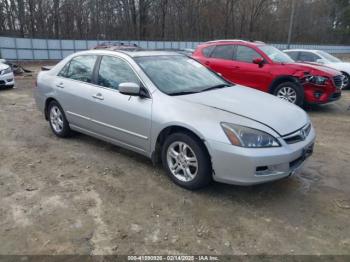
{"left": 119, "top": 82, "right": 141, "bottom": 96}
{"left": 253, "top": 57, "right": 265, "bottom": 66}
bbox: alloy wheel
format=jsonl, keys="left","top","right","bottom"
{"left": 166, "top": 141, "right": 198, "bottom": 182}
{"left": 276, "top": 86, "right": 297, "bottom": 104}
{"left": 50, "top": 105, "right": 64, "bottom": 133}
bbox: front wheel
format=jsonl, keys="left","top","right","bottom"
{"left": 161, "top": 133, "right": 212, "bottom": 190}
{"left": 274, "top": 81, "right": 304, "bottom": 106}
{"left": 342, "top": 72, "right": 350, "bottom": 90}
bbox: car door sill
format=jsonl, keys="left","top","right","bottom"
{"left": 66, "top": 111, "right": 148, "bottom": 140}
{"left": 70, "top": 124, "right": 148, "bottom": 156}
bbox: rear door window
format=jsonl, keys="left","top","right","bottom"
{"left": 202, "top": 46, "right": 215, "bottom": 57}
{"left": 235, "top": 45, "right": 262, "bottom": 63}
{"left": 62, "top": 55, "right": 97, "bottom": 83}
{"left": 211, "top": 45, "right": 235, "bottom": 60}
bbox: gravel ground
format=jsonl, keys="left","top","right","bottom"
{"left": 0, "top": 69, "right": 350, "bottom": 255}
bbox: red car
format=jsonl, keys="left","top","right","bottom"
{"left": 192, "top": 40, "right": 343, "bottom": 106}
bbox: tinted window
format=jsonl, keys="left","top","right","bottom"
{"left": 285, "top": 51, "right": 299, "bottom": 60}
{"left": 235, "top": 46, "right": 262, "bottom": 63}
{"left": 299, "top": 52, "right": 320, "bottom": 62}
{"left": 64, "top": 55, "right": 97, "bottom": 83}
{"left": 98, "top": 56, "right": 139, "bottom": 90}
{"left": 202, "top": 46, "right": 215, "bottom": 57}
{"left": 211, "top": 45, "right": 234, "bottom": 60}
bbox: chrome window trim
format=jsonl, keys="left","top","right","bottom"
{"left": 56, "top": 53, "right": 152, "bottom": 99}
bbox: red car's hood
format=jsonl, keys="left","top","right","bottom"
{"left": 285, "top": 62, "right": 341, "bottom": 76}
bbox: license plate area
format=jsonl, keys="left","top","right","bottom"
{"left": 289, "top": 143, "right": 314, "bottom": 170}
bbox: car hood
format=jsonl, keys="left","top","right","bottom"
{"left": 286, "top": 62, "right": 341, "bottom": 76}
{"left": 0, "top": 63, "right": 9, "bottom": 71}
{"left": 179, "top": 85, "right": 308, "bottom": 136}
{"left": 323, "top": 62, "right": 350, "bottom": 73}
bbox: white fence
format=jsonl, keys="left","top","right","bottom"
{"left": 1, "top": 36, "right": 350, "bottom": 60}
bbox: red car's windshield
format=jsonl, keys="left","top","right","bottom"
{"left": 259, "top": 45, "right": 295, "bottom": 63}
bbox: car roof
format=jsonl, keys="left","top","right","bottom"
{"left": 283, "top": 49, "right": 320, "bottom": 53}
{"left": 74, "top": 49, "right": 184, "bottom": 58}
{"left": 201, "top": 39, "right": 266, "bottom": 46}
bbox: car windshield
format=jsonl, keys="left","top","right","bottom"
{"left": 316, "top": 51, "right": 341, "bottom": 63}
{"left": 135, "top": 55, "right": 230, "bottom": 95}
{"left": 259, "top": 45, "right": 295, "bottom": 63}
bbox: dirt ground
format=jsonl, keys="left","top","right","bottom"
{"left": 0, "top": 67, "right": 350, "bottom": 256}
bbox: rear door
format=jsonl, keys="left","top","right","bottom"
{"left": 204, "top": 45, "right": 236, "bottom": 83}
{"left": 88, "top": 55, "right": 152, "bottom": 154}
{"left": 55, "top": 55, "right": 98, "bottom": 130}
{"left": 231, "top": 45, "right": 272, "bottom": 92}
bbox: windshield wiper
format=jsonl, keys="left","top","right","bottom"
{"left": 200, "top": 84, "right": 231, "bottom": 92}
{"left": 168, "top": 91, "right": 199, "bottom": 96}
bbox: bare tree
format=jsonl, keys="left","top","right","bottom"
{"left": 0, "top": 0, "right": 349, "bottom": 44}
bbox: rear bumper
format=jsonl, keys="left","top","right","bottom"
{"left": 33, "top": 87, "right": 46, "bottom": 114}
{"left": 206, "top": 126, "right": 316, "bottom": 185}
{"left": 0, "top": 72, "right": 15, "bottom": 86}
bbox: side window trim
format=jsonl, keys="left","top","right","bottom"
{"left": 92, "top": 55, "right": 102, "bottom": 85}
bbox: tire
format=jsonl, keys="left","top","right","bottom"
{"left": 342, "top": 72, "right": 350, "bottom": 90}
{"left": 273, "top": 81, "right": 304, "bottom": 107}
{"left": 161, "top": 132, "right": 212, "bottom": 190}
{"left": 47, "top": 100, "right": 71, "bottom": 138}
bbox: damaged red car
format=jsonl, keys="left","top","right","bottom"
{"left": 192, "top": 40, "right": 343, "bottom": 106}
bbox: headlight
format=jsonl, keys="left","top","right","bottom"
{"left": 221, "top": 123, "right": 280, "bottom": 148}
{"left": 308, "top": 76, "right": 328, "bottom": 85}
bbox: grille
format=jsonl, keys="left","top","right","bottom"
{"left": 283, "top": 123, "right": 311, "bottom": 144}
{"left": 333, "top": 75, "right": 343, "bottom": 89}
{"left": 0, "top": 80, "right": 5, "bottom": 85}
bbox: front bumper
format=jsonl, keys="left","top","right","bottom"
{"left": 0, "top": 72, "right": 15, "bottom": 87}
{"left": 206, "top": 126, "right": 316, "bottom": 185}
{"left": 303, "top": 82, "right": 341, "bottom": 104}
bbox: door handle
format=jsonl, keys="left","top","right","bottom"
{"left": 232, "top": 66, "right": 240, "bottom": 69}
{"left": 56, "top": 82, "right": 64, "bottom": 88}
{"left": 92, "top": 93, "right": 104, "bottom": 100}
{"left": 205, "top": 61, "right": 211, "bottom": 66}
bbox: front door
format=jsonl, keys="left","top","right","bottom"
{"left": 89, "top": 55, "right": 152, "bottom": 154}
{"left": 232, "top": 45, "right": 272, "bottom": 92}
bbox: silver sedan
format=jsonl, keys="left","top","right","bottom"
{"left": 34, "top": 50, "right": 316, "bottom": 189}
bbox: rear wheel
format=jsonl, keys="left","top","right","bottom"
{"left": 161, "top": 132, "right": 212, "bottom": 190}
{"left": 48, "top": 101, "right": 71, "bottom": 138}
{"left": 274, "top": 81, "right": 304, "bottom": 106}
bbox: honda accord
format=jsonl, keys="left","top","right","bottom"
{"left": 34, "top": 50, "right": 316, "bottom": 189}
